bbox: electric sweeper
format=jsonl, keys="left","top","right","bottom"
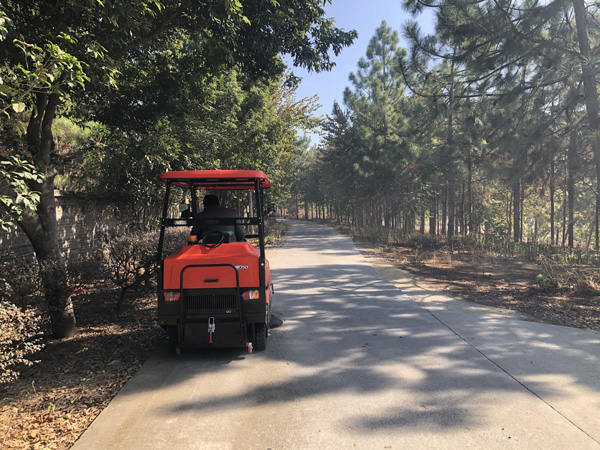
{"left": 156, "top": 170, "right": 274, "bottom": 353}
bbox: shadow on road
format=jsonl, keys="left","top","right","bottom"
{"left": 111, "top": 220, "right": 600, "bottom": 441}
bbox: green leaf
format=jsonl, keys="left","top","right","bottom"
{"left": 11, "top": 102, "right": 26, "bottom": 113}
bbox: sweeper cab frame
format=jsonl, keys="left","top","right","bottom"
{"left": 156, "top": 170, "right": 273, "bottom": 354}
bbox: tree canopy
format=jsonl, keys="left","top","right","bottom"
{"left": 0, "top": 0, "right": 356, "bottom": 337}
{"left": 293, "top": 2, "right": 600, "bottom": 255}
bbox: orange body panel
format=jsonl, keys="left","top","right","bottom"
{"left": 163, "top": 242, "right": 270, "bottom": 291}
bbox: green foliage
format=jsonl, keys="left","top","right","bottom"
{"left": 294, "top": 22, "right": 440, "bottom": 228}
{"left": 349, "top": 225, "right": 406, "bottom": 246}
{"left": 0, "top": 30, "right": 89, "bottom": 120}
{"left": 1, "top": 0, "right": 355, "bottom": 123}
{"left": 0, "top": 0, "right": 355, "bottom": 337}
{"left": 342, "top": 21, "right": 410, "bottom": 192}
{"left": 53, "top": 117, "right": 96, "bottom": 151}
{"left": 0, "top": 301, "right": 44, "bottom": 383}
{"left": 78, "top": 70, "right": 318, "bottom": 228}
{"left": 0, "top": 156, "right": 43, "bottom": 231}
{"left": 290, "top": 0, "right": 600, "bottom": 257}
{"left": 535, "top": 273, "right": 559, "bottom": 290}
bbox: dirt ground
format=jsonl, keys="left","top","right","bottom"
{"left": 359, "top": 243, "right": 600, "bottom": 332}
{"left": 0, "top": 289, "right": 163, "bottom": 449}
{"left": 1, "top": 234, "right": 599, "bottom": 449}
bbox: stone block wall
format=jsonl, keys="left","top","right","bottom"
{"left": 0, "top": 192, "right": 122, "bottom": 261}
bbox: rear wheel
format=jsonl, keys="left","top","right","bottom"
{"left": 167, "top": 325, "right": 179, "bottom": 354}
{"left": 254, "top": 323, "right": 267, "bottom": 351}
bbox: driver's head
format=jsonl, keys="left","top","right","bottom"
{"left": 203, "top": 194, "right": 219, "bottom": 208}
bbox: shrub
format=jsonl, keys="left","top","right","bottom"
{"left": 66, "top": 248, "right": 111, "bottom": 286}
{"left": 535, "top": 273, "right": 559, "bottom": 290}
{"left": 106, "top": 231, "right": 161, "bottom": 311}
{"left": 0, "top": 256, "right": 41, "bottom": 307}
{"left": 161, "top": 228, "right": 189, "bottom": 257}
{"left": 0, "top": 302, "right": 44, "bottom": 383}
{"left": 264, "top": 219, "right": 290, "bottom": 247}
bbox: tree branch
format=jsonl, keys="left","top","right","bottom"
{"left": 115, "top": 10, "right": 181, "bottom": 55}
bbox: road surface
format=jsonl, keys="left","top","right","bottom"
{"left": 72, "top": 220, "right": 600, "bottom": 449}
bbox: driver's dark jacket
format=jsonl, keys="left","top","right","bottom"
{"left": 191, "top": 206, "right": 246, "bottom": 242}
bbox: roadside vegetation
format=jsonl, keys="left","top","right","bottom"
{"left": 283, "top": 6, "right": 600, "bottom": 332}
{"left": 340, "top": 223, "right": 600, "bottom": 331}
{"left": 288, "top": 11, "right": 600, "bottom": 255}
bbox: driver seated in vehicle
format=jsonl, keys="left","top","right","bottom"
{"left": 191, "top": 194, "right": 246, "bottom": 243}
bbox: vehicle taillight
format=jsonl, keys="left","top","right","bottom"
{"left": 164, "top": 292, "right": 181, "bottom": 302}
{"left": 242, "top": 290, "right": 260, "bottom": 301}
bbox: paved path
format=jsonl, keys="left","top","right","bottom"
{"left": 72, "top": 220, "right": 600, "bottom": 449}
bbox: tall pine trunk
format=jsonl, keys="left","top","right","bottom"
{"left": 573, "top": 0, "right": 600, "bottom": 248}
{"left": 594, "top": 194, "right": 600, "bottom": 251}
{"left": 513, "top": 177, "right": 521, "bottom": 243}
{"left": 567, "top": 119, "right": 577, "bottom": 248}
{"left": 446, "top": 45, "right": 458, "bottom": 243}
{"left": 441, "top": 185, "right": 447, "bottom": 235}
{"left": 429, "top": 195, "right": 437, "bottom": 235}
{"left": 467, "top": 152, "right": 473, "bottom": 234}
{"left": 550, "top": 156, "right": 555, "bottom": 245}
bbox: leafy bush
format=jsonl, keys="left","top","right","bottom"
{"left": 264, "top": 219, "right": 290, "bottom": 246}
{"left": 0, "top": 302, "right": 44, "bottom": 383}
{"left": 535, "top": 273, "right": 559, "bottom": 290}
{"left": 0, "top": 256, "right": 41, "bottom": 307}
{"left": 106, "top": 231, "right": 159, "bottom": 311}
{"left": 349, "top": 225, "right": 403, "bottom": 245}
{"left": 161, "top": 228, "right": 189, "bottom": 257}
{"left": 404, "top": 232, "right": 442, "bottom": 251}
{"left": 66, "top": 249, "right": 110, "bottom": 286}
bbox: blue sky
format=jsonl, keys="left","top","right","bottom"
{"left": 285, "top": 0, "right": 436, "bottom": 146}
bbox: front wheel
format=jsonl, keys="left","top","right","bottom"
{"left": 254, "top": 323, "right": 267, "bottom": 351}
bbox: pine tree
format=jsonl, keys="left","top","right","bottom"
{"left": 343, "top": 21, "right": 410, "bottom": 227}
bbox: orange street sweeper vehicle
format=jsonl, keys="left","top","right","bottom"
{"left": 156, "top": 170, "right": 273, "bottom": 353}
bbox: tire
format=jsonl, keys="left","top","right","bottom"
{"left": 167, "top": 325, "right": 179, "bottom": 354}
{"left": 254, "top": 323, "right": 267, "bottom": 351}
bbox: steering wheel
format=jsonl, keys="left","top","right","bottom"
{"left": 202, "top": 230, "right": 225, "bottom": 248}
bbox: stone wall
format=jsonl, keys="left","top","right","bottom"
{"left": 0, "top": 192, "right": 121, "bottom": 261}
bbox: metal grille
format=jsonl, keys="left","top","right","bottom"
{"left": 184, "top": 290, "right": 238, "bottom": 311}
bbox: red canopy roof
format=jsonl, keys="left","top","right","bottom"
{"left": 159, "top": 170, "right": 270, "bottom": 189}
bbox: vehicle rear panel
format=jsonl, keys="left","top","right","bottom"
{"left": 158, "top": 242, "right": 270, "bottom": 347}
{"left": 163, "top": 243, "right": 262, "bottom": 289}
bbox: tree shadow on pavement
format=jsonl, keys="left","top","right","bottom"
{"left": 111, "top": 220, "right": 600, "bottom": 442}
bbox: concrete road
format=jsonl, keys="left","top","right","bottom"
{"left": 72, "top": 220, "right": 600, "bottom": 449}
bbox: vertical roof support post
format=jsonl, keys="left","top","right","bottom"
{"left": 190, "top": 183, "right": 198, "bottom": 216}
{"left": 157, "top": 181, "right": 172, "bottom": 264}
{"left": 255, "top": 179, "right": 267, "bottom": 298}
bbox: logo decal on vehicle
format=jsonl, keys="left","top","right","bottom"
{"left": 235, "top": 265, "right": 249, "bottom": 270}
